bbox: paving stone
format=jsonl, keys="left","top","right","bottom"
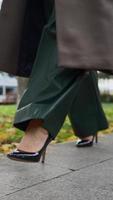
{"left": 0, "top": 133, "right": 113, "bottom": 200}
{"left": 46, "top": 139, "right": 113, "bottom": 170}
{"left": 2, "top": 159, "right": 113, "bottom": 200}
{"left": 0, "top": 154, "right": 70, "bottom": 198}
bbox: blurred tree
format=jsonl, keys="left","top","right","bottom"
{"left": 17, "top": 77, "right": 29, "bottom": 105}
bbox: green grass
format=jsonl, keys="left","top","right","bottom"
{"left": 102, "top": 103, "right": 113, "bottom": 122}
{"left": 0, "top": 103, "right": 113, "bottom": 151}
{"left": 0, "top": 105, "right": 16, "bottom": 116}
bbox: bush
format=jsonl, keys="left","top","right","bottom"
{"left": 0, "top": 103, "right": 113, "bottom": 153}
{"left": 100, "top": 93, "right": 113, "bottom": 103}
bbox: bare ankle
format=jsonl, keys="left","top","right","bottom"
{"left": 37, "top": 127, "right": 48, "bottom": 136}
{"left": 80, "top": 136, "right": 93, "bottom": 140}
{"left": 18, "top": 124, "right": 49, "bottom": 152}
{"left": 26, "top": 119, "right": 48, "bottom": 137}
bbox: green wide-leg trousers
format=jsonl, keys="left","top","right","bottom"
{"left": 69, "top": 72, "right": 108, "bottom": 138}
{"left": 14, "top": 6, "right": 108, "bottom": 138}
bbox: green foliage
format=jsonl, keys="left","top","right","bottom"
{"left": 0, "top": 103, "right": 113, "bottom": 152}
{"left": 56, "top": 117, "right": 75, "bottom": 143}
{"left": 7, "top": 130, "right": 24, "bottom": 144}
{"left": 0, "top": 105, "right": 23, "bottom": 145}
{"left": 100, "top": 94, "right": 113, "bottom": 103}
{"left": 0, "top": 105, "right": 16, "bottom": 116}
{"left": 102, "top": 103, "right": 113, "bottom": 122}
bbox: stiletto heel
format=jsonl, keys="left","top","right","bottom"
{"left": 95, "top": 133, "right": 98, "bottom": 143}
{"left": 76, "top": 133, "right": 98, "bottom": 147}
{"left": 41, "top": 149, "right": 46, "bottom": 163}
{"left": 7, "top": 135, "right": 52, "bottom": 163}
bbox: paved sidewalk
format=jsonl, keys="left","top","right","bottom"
{"left": 1, "top": 134, "right": 113, "bottom": 200}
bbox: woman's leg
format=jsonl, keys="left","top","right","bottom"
{"left": 68, "top": 71, "right": 108, "bottom": 140}
{"left": 13, "top": 8, "right": 85, "bottom": 152}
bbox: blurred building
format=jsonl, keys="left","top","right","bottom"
{"left": 98, "top": 78, "right": 113, "bottom": 95}
{"left": 0, "top": 73, "right": 17, "bottom": 104}
{"left": 0, "top": 0, "right": 3, "bottom": 10}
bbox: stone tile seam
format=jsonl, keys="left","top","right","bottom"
{"left": 69, "top": 156, "right": 113, "bottom": 172}
{"left": 46, "top": 155, "right": 113, "bottom": 172}
{"left": 1, "top": 157, "right": 113, "bottom": 199}
{"left": 0, "top": 170, "right": 73, "bottom": 199}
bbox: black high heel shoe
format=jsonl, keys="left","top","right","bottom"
{"left": 76, "top": 133, "right": 98, "bottom": 147}
{"left": 7, "top": 135, "right": 52, "bottom": 163}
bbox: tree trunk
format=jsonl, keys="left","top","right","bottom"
{"left": 17, "top": 77, "right": 29, "bottom": 105}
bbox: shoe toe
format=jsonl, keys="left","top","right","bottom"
{"left": 76, "top": 139, "right": 93, "bottom": 147}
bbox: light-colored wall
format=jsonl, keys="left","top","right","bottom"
{"left": 0, "top": 0, "right": 3, "bottom": 10}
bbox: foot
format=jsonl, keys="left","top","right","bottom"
{"left": 17, "top": 120, "right": 49, "bottom": 153}
{"left": 76, "top": 135, "right": 94, "bottom": 147}
{"left": 7, "top": 120, "right": 51, "bottom": 162}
